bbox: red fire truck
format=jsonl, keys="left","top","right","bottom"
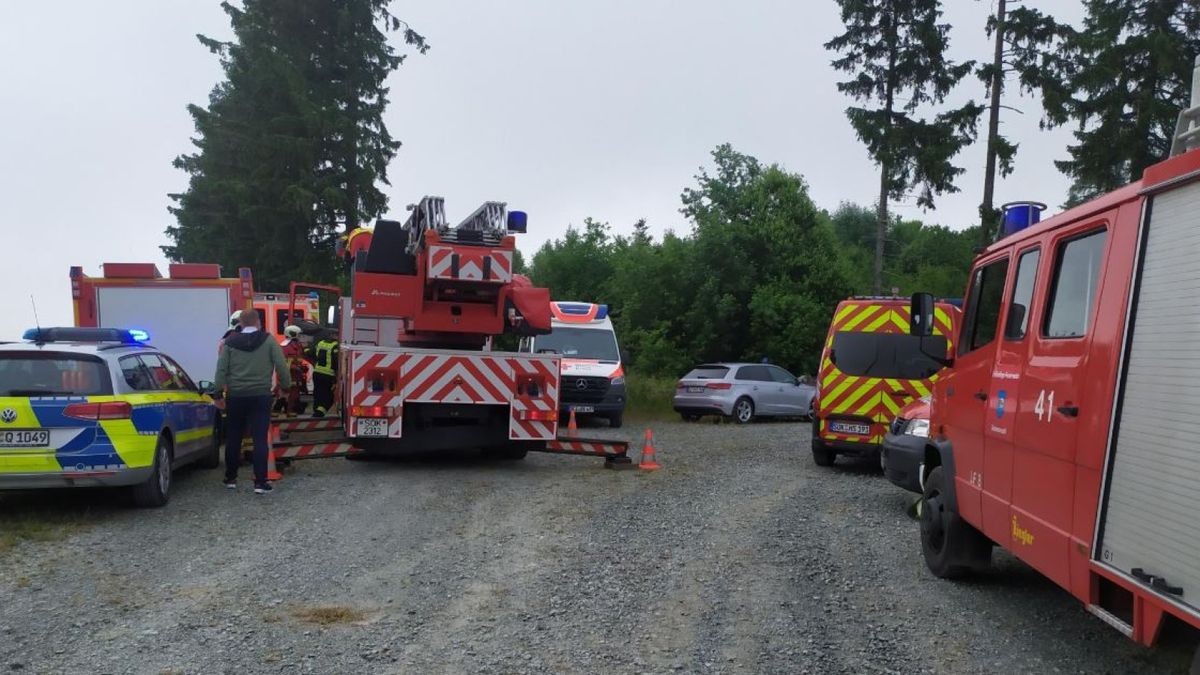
{"left": 908, "top": 58, "right": 1200, "bottom": 653}
{"left": 273, "top": 198, "right": 631, "bottom": 465}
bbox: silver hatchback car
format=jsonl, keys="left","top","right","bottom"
{"left": 672, "top": 363, "right": 816, "bottom": 424}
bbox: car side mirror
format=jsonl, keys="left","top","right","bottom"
{"left": 198, "top": 380, "right": 216, "bottom": 395}
{"left": 910, "top": 292, "right": 935, "bottom": 337}
{"left": 619, "top": 348, "right": 630, "bottom": 364}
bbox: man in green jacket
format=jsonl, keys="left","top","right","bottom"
{"left": 213, "top": 308, "right": 291, "bottom": 494}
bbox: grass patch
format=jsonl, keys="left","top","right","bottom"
{"left": 0, "top": 513, "right": 82, "bottom": 555}
{"left": 291, "top": 605, "right": 369, "bottom": 625}
{"left": 626, "top": 373, "right": 677, "bottom": 421}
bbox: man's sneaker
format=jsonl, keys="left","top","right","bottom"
{"left": 253, "top": 482, "right": 273, "bottom": 495}
{"left": 223, "top": 479, "right": 237, "bottom": 490}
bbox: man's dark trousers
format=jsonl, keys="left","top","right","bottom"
{"left": 224, "top": 394, "right": 273, "bottom": 482}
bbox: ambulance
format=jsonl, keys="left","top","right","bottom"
{"left": 522, "top": 302, "right": 626, "bottom": 428}
{"left": 252, "top": 292, "right": 321, "bottom": 341}
{"left": 811, "top": 296, "right": 957, "bottom": 468}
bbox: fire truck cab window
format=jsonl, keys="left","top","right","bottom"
{"left": 1005, "top": 249, "right": 1040, "bottom": 340}
{"left": 1045, "top": 229, "right": 1107, "bottom": 339}
{"left": 960, "top": 258, "right": 1010, "bottom": 355}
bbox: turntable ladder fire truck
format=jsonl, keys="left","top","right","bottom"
{"left": 272, "top": 198, "right": 632, "bottom": 466}
{"left": 908, "top": 56, "right": 1200, "bottom": 657}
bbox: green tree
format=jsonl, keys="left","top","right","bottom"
{"left": 528, "top": 218, "right": 617, "bottom": 302}
{"left": 682, "top": 145, "right": 853, "bottom": 374}
{"left": 826, "top": 0, "right": 983, "bottom": 294}
{"left": 1037, "top": 1, "right": 1200, "bottom": 203}
{"left": 165, "top": 0, "right": 427, "bottom": 290}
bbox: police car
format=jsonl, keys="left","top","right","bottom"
{"left": 0, "top": 327, "right": 220, "bottom": 507}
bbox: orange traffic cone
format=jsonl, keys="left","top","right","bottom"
{"left": 266, "top": 426, "right": 283, "bottom": 481}
{"left": 567, "top": 408, "right": 578, "bottom": 436}
{"left": 639, "top": 429, "right": 661, "bottom": 471}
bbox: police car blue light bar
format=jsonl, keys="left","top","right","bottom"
{"left": 23, "top": 327, "right": 147, "bottom": 344}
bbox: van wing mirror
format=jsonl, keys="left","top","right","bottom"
{"left": 910, "top": 293, "right": 935, "bottom": 338}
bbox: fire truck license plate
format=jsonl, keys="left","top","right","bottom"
{"left": 829, "top": 421, "right": 870, "bottom": 436}
{"left": 356, "top": 419, "right": 388, "bottom": 437}
{"left": 0, "top": 430, "right": 50, "bottom": 447}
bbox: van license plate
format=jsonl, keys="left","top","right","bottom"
{"left": 829, "top": 421, "right": 870, "bottom": 436}
{"left": 0, "top": 430, "right": 50, "bottom": 447}
{"left": 570, "top": 405, "right": 595, "bottom": 414}
{"left": 356, "top": 418, "right": 388, "bottom": 437}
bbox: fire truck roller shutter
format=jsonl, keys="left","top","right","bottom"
{"left": 1099, "top": 179, "right": 1200, "bottom": 613}
{"left": 364, "top": 219, "right": 415, "bottom": 275}
{"left": 96, "top": 286, "right": 231, "bottom": 384}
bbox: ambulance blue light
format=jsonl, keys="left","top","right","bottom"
{"left": 595, "top": 305, "right": 608, "bottom": 319}
{"left": 556, "top": 303, "right": 593, "bottom": 316}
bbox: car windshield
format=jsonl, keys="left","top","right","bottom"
{"left": 831, "top": 332, "right": 947, "bottom": 381}
{"left": 535, "top": 327, "right": 620, "bottom": 362}
{"left": 0, "top": 352, "right": 113, "bottom": 396}
{"left": 683, "top": 366, "right": 729, "bottom": 380}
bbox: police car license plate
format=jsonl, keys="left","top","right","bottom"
{"left": 829, "top": 421, "right": 870, "bottom": 436}
{"left": 356, "top": 418, "right": 388, "bottom": 437}
{"left": 0, "top": 429, "right": 50, "bottom": 447}
{"left": 570, "top": 405, "right": 595, "bottom": 414}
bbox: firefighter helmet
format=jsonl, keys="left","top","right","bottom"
{"left": 229, "top": 310, "right": 243, "bottom": 328}
{"left": 284, "top": 324, "right": 302, "bottom": 339}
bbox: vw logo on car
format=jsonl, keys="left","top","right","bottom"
{"left": 0, "top": 408, "right": 16, "bottom": 424}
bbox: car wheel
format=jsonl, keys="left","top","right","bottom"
{"left": 920, "top": 466, "right": 991, "bottom": 579}
{"left": 131, "top": 434, "right": 172, "bottom": 508}
{"left": 733, "top": 397, "right": 755, "bottom": 424}
{"left": 811, "top": 422, "right": 836, "bottom": 466}
{"left": 196, "top": 420, "right": 221, "bottom": 470}
{"left": 806, "top": 399, "right": 816, "bottom": 421}
{"left": 607, "top": 413, "right": 624, "bottom": 429}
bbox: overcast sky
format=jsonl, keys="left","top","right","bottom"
{"left": 1, "top": 1, "right": 1085, "bottom": 341}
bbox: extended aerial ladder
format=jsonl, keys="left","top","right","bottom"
{"left": 269, "top": 197, "right": 633, "bottom": 468}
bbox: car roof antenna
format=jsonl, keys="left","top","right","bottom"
{"left": 30, "top": 295, "right": 42, "bottom": 339}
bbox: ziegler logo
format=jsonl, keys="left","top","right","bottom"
{"left": 370, "top": 289, "right": 404, "bottom": 298}
{"left": 1011, "top": 516, "right": 1035, "bottom": 546}
{"left": 0, "top": 408, "right": 16, "bottom": 423}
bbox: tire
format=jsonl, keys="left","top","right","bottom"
{"left": 195, "top": 420, "right": 221, "bottom": 470}
{"left": 131, "top": 434, "right": 172, "bottom": 508}
{"left": 920, "top": 466, "right": 992, "bottom": 579}
{"left": 607, "top": 413, "right": 624, "bottom": 429}
{"left": 732, "top": 397, "right": 755, "bottom": 424}
{"left": 811, "top": 422, "right": 836, "bottom": 466}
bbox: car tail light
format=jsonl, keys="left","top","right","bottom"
{"left": 705, "top": 382, "right": 733, "bottom": 390}
{"left": 63, "top": 401, "right": 133, "bottom": 420}
{"left": 351, "top": 405, "right": 393, "bottom": 418}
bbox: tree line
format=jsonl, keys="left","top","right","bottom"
{"left": 163, "top": 1, "right": 1199, "bottom": 376}
{"left": 527, "top": 144, "right": 977, "bottom": 378}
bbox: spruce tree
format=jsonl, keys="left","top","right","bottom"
{"left": 1041, "top": 0, "right": 1200, "bottom": 203}
{"left": 165, "top": 0, "right": 427, "bottom": 290}
{"left": 826, "top": 0, "right": 982, "bottom": 295}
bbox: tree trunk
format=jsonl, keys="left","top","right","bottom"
{"left": 980, "top": 0, "right": 1006, "bottom": 243}
{"left": 875, "top": 166, "right": 888, "bottom": 296}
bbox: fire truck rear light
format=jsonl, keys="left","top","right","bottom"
{"left": 520, "top": 410, "right": 558, "bottom": 421}
{"left": 63, "top": 402, "right": 133, "bottom": 420}
{"left": 705, "top": 382, "right": 733, "bottom": 390}
{"left": 351, "top": 405, "right": 392, "bottom": 418}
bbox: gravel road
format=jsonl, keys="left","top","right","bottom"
{"left": 0, "top": 420, "right": 1193, "bottom": 674}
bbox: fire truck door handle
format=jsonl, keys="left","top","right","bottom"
{"left": 1057, "top": 405, "right": 1079, "bottom": 418}
{"left": 973, "top": 392, "right": 987, "bottom": 401}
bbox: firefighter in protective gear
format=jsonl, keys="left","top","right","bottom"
{"left": 219, "top": 310, "right": 243, "bottom": 354}
{"left": 309, "top": 330, "right": 339, "bottom": 417}
{"left": 275, "top": 324, "right": 308, "bottom": 416}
